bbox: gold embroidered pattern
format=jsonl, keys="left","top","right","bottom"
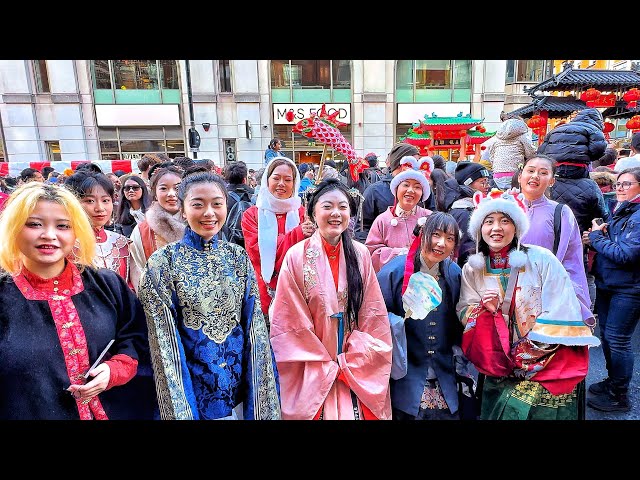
{"left": 511, "top": 379, "right": 577, "bottom": 408}
{"left": 173, "top": 246, "right": 243, "bottom": 343}
{"left": 139, "top": 240, "right": 281, "bottom": 420}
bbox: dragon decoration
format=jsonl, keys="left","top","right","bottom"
{"left": 289, "top": 104, "right": 369, "bottom": 182}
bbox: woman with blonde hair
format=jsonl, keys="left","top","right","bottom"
{"left": 0, "top": 182, "right": 156, "bottom": 419}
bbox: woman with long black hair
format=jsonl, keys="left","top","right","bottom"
{"left": 377, "top": 212, "right": 479, "bottom": 420}
{"left": 269, "top": 178, "right": 392, "bottom": 420}
{"left": 114, "top": 174, "right": 151, "bottom": 238}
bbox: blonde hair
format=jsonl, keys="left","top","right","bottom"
{"left": 0, "top": 183, "right": 96, "bottom": 275}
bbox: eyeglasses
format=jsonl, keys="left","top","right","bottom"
{"left": 613, "top": 181, "right": 640, "bottom": 190}
{"left": 123, "top": 185, "right": 142, "bottom": 191}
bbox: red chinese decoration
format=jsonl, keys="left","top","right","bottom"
{"left": 623, "top": 88, "right": 640, "bottom": 109}
{"left": 626, "top": 115, "right": 640, "bottom": 133}
{"left": 603, "top": 121, "right": 615, "bottom": 141}
{"left": 465, "top": 145, "right": 475, "bottom": 156}
{"left": 291, "top": 104, "right": 368, "bottom": 181}
{"left": 285, "top": 110, "right": 295, "bottom": 122}
{"left": 580, "top": 88, "right": 601, "bottom": 108}
{"left": 527, "top": 115, "right": 545, "bottom": 129}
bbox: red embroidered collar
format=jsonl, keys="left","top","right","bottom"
{"left": 489, "top": 245, "right": 511, "bottom": 269}
{"left": 16, "top": 261, "right": 84, "bottom": 300}
{"left": 94, "top": 227, "right": 107, "bottom": 243}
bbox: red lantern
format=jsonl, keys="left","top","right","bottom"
{"left": 527, "top": 115, "right": 544, "bottom": 129}
{"left": 435, "top": 131, "right": 443, "bottom": 140}
{"left": 603, "top": 122, "right": 615, "bottom": 133}
{"left": 626, "top": 115, "right": 640, "bottom": 132}
{"left": 623, "top": 88, "right": 640, "bottom": 109}
{"left": 465, "top": 145, "right": 475, "bottom": 156}
{"left": 459, "top": 130, "right": 467, "bottom": 137}
{"left": 580, "top": 88, "right": 601, "bottom": 108}
{"left": 285, "top": 110, "right": 295, "bottom": 122}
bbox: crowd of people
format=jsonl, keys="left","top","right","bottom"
{"left": 0, "top": 117, "right": 638, "bottom": 420}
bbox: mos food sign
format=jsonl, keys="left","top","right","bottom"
{"left": 274, "top": 104, "right": 351, "bottom": 125}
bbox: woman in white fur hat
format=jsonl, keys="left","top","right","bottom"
{"left": 365, "top": 158, "right": 433, "bottom": 272}
{"left": 456, "top": 188, "right": 600, "bottom": 420}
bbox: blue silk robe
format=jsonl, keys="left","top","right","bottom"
{"left": 138, "top": 227, "right": 281, "bottom": 420}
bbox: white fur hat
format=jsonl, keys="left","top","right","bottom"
{"left": 466, "top": 188, "right": 529, "bottom": 270}
{"left": 399, "top": 156, "right": 419, "bottom": 170}
{"left": 390, "top": 169, "right": 431, "bottom": 202}
{"left": 419, "top": 156, "right": 434, "bottom": 177}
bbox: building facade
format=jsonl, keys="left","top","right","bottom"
{"left": 0, "top": 60, "right": 514, "bottom": 173}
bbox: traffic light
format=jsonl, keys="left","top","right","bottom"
{"left": 188, "top": 128, "right": 201, "bottom": 149}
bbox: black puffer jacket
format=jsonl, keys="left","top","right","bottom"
{"left": 441, "top": 178, "right": 476, "bottom": 267}
{"left": 538, "top": 108, "right": 607, "bottom": 164}
{"left": 550, "top": 166, "right": 609, "bottom": 233}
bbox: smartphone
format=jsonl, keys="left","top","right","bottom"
{"left": 594, "top": 218, "right": 604, "bottom": 226}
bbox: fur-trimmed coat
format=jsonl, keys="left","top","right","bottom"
{"left": 129, "top": 202, "right": 185, "bottom": 293}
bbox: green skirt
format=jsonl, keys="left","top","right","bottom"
{"left": 481, "top": 376, "right": 584, "bottom": 420}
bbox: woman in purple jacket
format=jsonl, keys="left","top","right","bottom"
{"left": 517, "top": 154, "right": 595, "bottom": 328}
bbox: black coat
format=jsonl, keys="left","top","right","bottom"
{"left": 0, "top": 267, "right": 158, "bottom": 419}
{"left": 377, "top": 255, "right": 463, "bottom": 416}
{"left": 538, "top": 108, "right": 606, "bottom": 164}
{"left": 550, "top": 166, "right": 609, "bottom": 233}
{"left": 441, "top": 179, "right": 476, "bottom": 267}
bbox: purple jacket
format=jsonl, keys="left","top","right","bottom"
{"left": 520, "top": 195, "right": 593, "bottom": 324}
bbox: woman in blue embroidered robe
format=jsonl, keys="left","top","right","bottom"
{"left": 138, "top": 171, "right": 281, "bottom": 420}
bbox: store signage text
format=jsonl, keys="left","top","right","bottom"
{"left": 432, "top": 138, "right": 461, "bottom": 147}
{"left": 274, "top": 104, "right": 351, "bottom": 124}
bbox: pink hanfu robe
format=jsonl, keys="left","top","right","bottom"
{"left": 365, "top": 205, "right": 432, "bottom": 273}
{"left": 269, "top": 231, "right": 393, "bottom": 420}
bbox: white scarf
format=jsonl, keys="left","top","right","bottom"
{"left": 255, "top": 156, "right": 302, "bottom": 282}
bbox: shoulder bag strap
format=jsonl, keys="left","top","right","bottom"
{"left": 501, "top": 268, "right": 519, "bottom": 319}
{"left": 553, "top": 203, "right": 563, "bottom": 255}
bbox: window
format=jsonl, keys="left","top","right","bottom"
{"left": 93, "top": 60, "right": 112, "bottom": 89}
{"left": 395, "top": 60, "right": 471, "bottom": 102}
{"left": 160, "top": 60, "right": 179, "bottom": 89}
{"left": 219, "top": 60, "right": 232, "bottom": 93}
{"left": 46, "top": 141, "right": 61, "bottom": 161}
{"left": 271, "top": 61, "right": 351, "bottom": 102}
{"left": 416, "top": 60, "right": 451, "bottom": 89}
{"left": 98, "top": 127, "right": 185, "bottom": 159}
{"left": 114, "top": 60, "right": 158, "bottom": 90}
{"left": 34, "top": 60, "right": 50, "bottom": 93}
{"left": 506, "top": 60, "right": 553, "bottom": 83}
{"left": 453, "top": 60, "right": 471, "bottom": 89}
{"left": 505, "top": 60, "right": 515, "bottom": 83}
{"left": 332, "top": 60, "right": 351, "bottom": 88}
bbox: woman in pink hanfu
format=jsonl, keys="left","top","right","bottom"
{"left": 269, "top": 178, "right": 393, "bottom": 420}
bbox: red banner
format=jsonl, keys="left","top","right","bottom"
{"left": 593, "top": 94, "right": 616, "bottom": 108}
